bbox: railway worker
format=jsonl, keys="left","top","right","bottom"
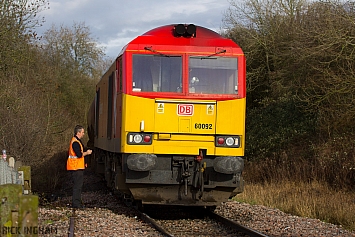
{"left": 67, "top": 125, "right": 92, "bottom": 209}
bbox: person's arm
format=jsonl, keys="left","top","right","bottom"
{"left": 73, "top": 141, "right": 92, "bottom": 158}
{"left": 72, "top": 142, "right": 83, "bottom": 157}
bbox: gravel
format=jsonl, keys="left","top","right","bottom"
{"left": 38, "top": 192, "right": 163, "bottom": 237}
{"left": 38, "top": 192, "right": 355, "bottom": 237}
{"left": 215, "top": 202, "right": 355, "bottom": 237}
{"left": 37, "top": 171, "right": 355, "bottom": 237}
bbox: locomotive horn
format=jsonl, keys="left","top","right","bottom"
{"left": 186, "top": 24, "right": 196, "bottom": 36}
{"left": 174, "top": 24, "right": 196, "bottom": 37}
{"left": 175, "top": 24, "right": 185, "bottom": 36}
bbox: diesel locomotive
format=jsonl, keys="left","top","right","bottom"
{"left": 87, "top": 24, "right": 246, "bottom": 207}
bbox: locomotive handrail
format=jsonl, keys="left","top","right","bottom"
{"left": 155, "top": 99, "right": 216, "bottom": 104}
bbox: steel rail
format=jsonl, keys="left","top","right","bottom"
{"left": 136, "top": 210, "right": 174, "bottom": 237}
{"left": 207, "top": 211, "right": 269, "bottom": 237}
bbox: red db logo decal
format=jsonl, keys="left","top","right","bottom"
{"left": 178, "top": 104, "right": 194, "bottom": 116}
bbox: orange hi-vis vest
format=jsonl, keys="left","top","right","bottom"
{"left": 67, "top": 137, "right": 85, "bottom": 170}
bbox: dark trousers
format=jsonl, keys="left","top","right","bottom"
{"left": 71, "top": 169, "right": 84, "bottom": 208}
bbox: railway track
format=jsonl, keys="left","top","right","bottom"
{"left": 136, "top": 205, "right": 269, "bottom": 237}
{"left": 206, "top": 211, "right": 269, "bottom": 237}
{"left": 65, "top": 185, "right": 267, "bottom": 237}
{"left": 67, "top": 204, "right": 268, "bottom": 237}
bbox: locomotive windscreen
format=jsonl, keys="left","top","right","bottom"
{"left": 132, "top": 54, "right": 182, "bottom": 92}
{"left": 189, "top": 57, "right": 238, "bottom": 94}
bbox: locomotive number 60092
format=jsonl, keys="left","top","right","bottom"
{"left": 195, "top": 123, "right": 212, "bottom": 129}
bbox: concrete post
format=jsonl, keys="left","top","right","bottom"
{"left": 0, "top": 184, "right": 22, "bottom": 235}
{"left": 18, "top": 166, "right": 31, "bottom": 195}
{"left": 0, "top": 184, "right": 38, "bottom": 237}
{"left": 19, "top": 195, "right": 38, "bottom": 236}
{"left": 8, "top": 157, "right": 15, "bottom": 168}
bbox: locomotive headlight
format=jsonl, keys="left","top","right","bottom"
{"left": 127, "top": 133, "right": 153, "bottom": 145}
{"left": 215, "top": 135, "right": 241, "bottom": 148}
{"left": 225, "top": 137, "right": 234, "bottom": 146}
{"left": 133, "top": 134, "right": 143, "bottom": 143}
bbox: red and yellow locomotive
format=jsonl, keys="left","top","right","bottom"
{"left": 87, "top": 24, "right": 246, "bottom": 207}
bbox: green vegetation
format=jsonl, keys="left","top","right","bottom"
{"left": 0, "top": 0, "right": 110, "bottom": 192}
{"left": 224, "top": 0, "right": 355, "bottom": 231}
{"left": 1, "top": 0, "right": 354, "bottom": 231}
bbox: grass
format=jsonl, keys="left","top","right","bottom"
{"left": 233, "top": 180, "right": 355, "bottom": 231}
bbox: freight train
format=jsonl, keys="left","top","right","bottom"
{"left": 87, "top": 24, "right": 246, "bottom": 207}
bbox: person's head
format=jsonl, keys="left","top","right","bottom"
{"left": 74, "top": 125, "right": 85, "bottom": 139}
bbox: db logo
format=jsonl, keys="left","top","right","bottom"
{"left": 177, "top": 104, "right": 194, "bottom": 116}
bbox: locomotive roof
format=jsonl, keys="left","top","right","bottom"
{"left": 126, "top": 24, "right": 240, "bottom": 49}
{"left": 143, "top": 24, "right": 221, "bottom": 38}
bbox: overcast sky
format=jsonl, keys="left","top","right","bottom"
{"left": 37, "top": 0, "right": 235, "bottom": 58}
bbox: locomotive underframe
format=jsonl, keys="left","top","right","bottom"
{"left": 92, "top": 148, "right": 244, "bottom": 206}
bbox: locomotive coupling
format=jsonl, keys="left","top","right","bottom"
{"left": 127, "top": 154, "right": 157, "bottom": 171}
{"left": 213, "top": 156, "right": 244, "bottom": 174}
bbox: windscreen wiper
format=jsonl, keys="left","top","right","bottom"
{"left": 191, "top": 49, "right": 227, "bottom": 60}
{"left": 206, "top": 49, "right": 226, "bottom": 57}
{"left": 144, "top": 46, "right": 171, "bottom": 57}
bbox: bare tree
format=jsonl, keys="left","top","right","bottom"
{"left": 42, "top": 22, "right": 107, "bottom": 79}
{"left": 222, "top": 0, "right": 355, "bottom": 188}
{"left": 0, "top": 0, "right": 49, "bottom": 78}
{"left": 291, "top": 1, "right": 355, "bottom": 135}
{"left": 223, "top": 0, "right": 355, "bottom": 136}
{"left": 223, "top": 0, "right": 308, "bottom": 107}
